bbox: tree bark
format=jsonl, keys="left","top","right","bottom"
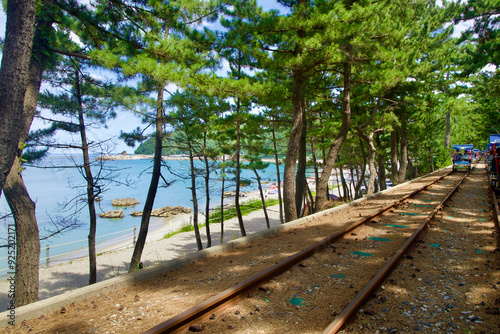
{"left": 129, "top": 85, "right": 164, "bottom": 271}
{"left": 0, "top": 0, "right": 36, "bottom": 193}
{"left": 3, "top": 158, "right": 39, "bottom": 307}
{"left": 315, "top": 43, "right": 352, "bottom": 210}
{"left": 349, "top": 164, "right": 359, "bottom": 199}
{"left": 375, "top": 134, "right": 386, "bottom": 191}
{"left": 219, "top": 155, "right": 226, "bottom": 244}
{"left": 2, "top": 13, "right": 50, "bottom": 305}
{"left": 188, "top": 145, "right": 203, "bottom": 250}
{"left": 271, "top": 121, "right": 284, "bottom": 224}
{"left": 74, "top": 69, "right": 99, "bottom": 285}
{"left": 203, "top": 132, "right": 211, "bottom": 248}
{"left": 360, "top": 130, "right": 383, "bottom": 195}
{"left": 295, "top": 106, "right": 307, "bottom": 216}
{"left": 444, "top": 108, "right": 451, "bottom": 149}
{"left": 305, "top": 178, "right": 314, "bottom": 214}
{"left": 353, "top": 139, "right": 367, "bottom": 199}
{"left": 254, "top": 169, "right": 270, "bottom": 229}
{"left": 283, "top": 69, "right": 305, "bottom": 222}
{"left": 390, "top": 129, "right": 399, "bottom": 184}
{"left": 340, "top": 164, "right": 349, "bottom": 201}
{"left": 397, "top": 117, "right": 408, "bottom": 183}
{"left": 234, "top": 97, "right": 246, "bottom": 236}
{"left": 408, "top": 155, "right": 416, "bottom": 179}
{"left": 309, "top": 136, "right": 318, "bottom": 214}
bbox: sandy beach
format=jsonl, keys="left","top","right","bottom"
{"left": 0, "top": 190, "right": 284, "bottom": 310}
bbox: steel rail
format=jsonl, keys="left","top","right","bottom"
{"left": 143, "top": 169, "right": 453, "bottom": 334}
{"left": 323, "top": 169, "right": 470, "bottom": 334}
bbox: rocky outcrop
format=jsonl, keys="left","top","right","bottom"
{"left": 130, "top": 206, "right": 192, "bottom": 217}
{"left": 112, "top": 197, "right": 140, "bottom": 206}
{"left": 223, "top": 191, "right": 236, "bottom": 197}
{"left": 99, "top": 209, "right": 124, "bottom": 218}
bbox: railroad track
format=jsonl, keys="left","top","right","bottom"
{"left": 143, "top": 166, "right": 481, "bottom": 334}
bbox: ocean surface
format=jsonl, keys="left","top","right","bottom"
{"left": 0, "top": 154, "right": 283, "bottom": 275}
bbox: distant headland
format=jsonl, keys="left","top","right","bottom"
{"left": 96, "top": 152, "right": 190, "bottom": 161}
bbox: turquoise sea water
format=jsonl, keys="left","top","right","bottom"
{"left": 0, "top": 154, "right": 282, "bottom": 275}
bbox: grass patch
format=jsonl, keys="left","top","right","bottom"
{"left": 163, "top": 223, "right": 194, "bottom": 239}
{"left": 162, "top": 198, "right": 280, "bottom": 240}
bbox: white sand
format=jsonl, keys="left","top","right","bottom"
{"left": 0, "top": 191, "right": 284, "bottom": 309}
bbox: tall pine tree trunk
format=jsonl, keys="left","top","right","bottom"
{"left": 375, "top": 134, "right": 386, "bottom": 191}
{"left": 271, "top": 121, "right": 284, "bottom": 224}
{"left": 0, "top": 0, "right": 36, "bottom": 193}
{"left": 295, "top": 107, "right": 307, "bottom": 216}
{"left": 310, "top": 136, "right": 319, "bottom": 214}
{"left": 219, "top": 155, "right": 226, "bottom": 244}
{"left": 390, "top": 129, "right": 399, "bottom": 184}
{"left": 353, "top": 138, "right": 367, "bottom": 199}
{"left": 397, "top": 118, "right": 408, "bottom": 183}
{"left": 283, "top": 69, "right": 305, "bottom": 222}
{"left": 234, "top": 97, "right": 246, "bottom": 237}
{"left": 2, "top": 15, "right": 50, "bottom": 305}
{"left": 315, "top": 43, "right": 352, "bottom": 210}
{"left": 254, "top": 169, "right": 270, "bottom": 229}
{"left": 129, "top": 85, "right": 164, "bottom": 271}
{"left": 203, "top": 133, "right": 211, "bottom": 248}
{"left": 74, "top": 70, "right": 98, "bottom": 284}
{"left": 3, "top": 158, "right": 39, "bottom": 307}
{"left": 360, "top": 130, "right": 383, "bottom": 195}
{"left": 408, "top": 155, "right": 416, "bottom": 179}
{"left": 444, "top": 109, "right": 451, "bottom": 149}
{"left": 340, "top": 165, "right": 349, "bottom": 201}
{"left": 189, "top": 146, "right": 203, "bottom": 250}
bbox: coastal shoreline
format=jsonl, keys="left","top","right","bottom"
{"left": 96, "top": 154, "right": 188, "bottom": 161}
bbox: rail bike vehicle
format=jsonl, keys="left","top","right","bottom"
{"left": 452, "top": 144, "right": 473, "bottom": 172}
{"left": 488, "top": 135, "right": 500, "bottom": 190}
{"left": 472, "top": 148, "right": 481, "bottom": 162}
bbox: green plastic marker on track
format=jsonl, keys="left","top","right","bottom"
{"left": 385, "top": 224, "right": 408, "bottom": 228}
{"left": 367, "top": 237, "right": 392, "bottom": 242}
{"left": 479, "top": 218, "right": 486, "bottom": 221}
{"left": 400, "top": 212, "right": 423, "bottom": 216}
{"left": 287, "top": 297, "right": 307, "bottom": 306}
{"left": 331, "top": 274, "right": 345, "bottom": 278}
{"left": 476, "top": 250, "right": 485, "bottom": 253}
{"left": 413, "top": 204, "right": 434, "bottom": 207}
{"left": 430, "top": 243, "right": 440, "bottom": 247}
{"left": 349, "top": 251, "right": 372, "bottom": 256}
